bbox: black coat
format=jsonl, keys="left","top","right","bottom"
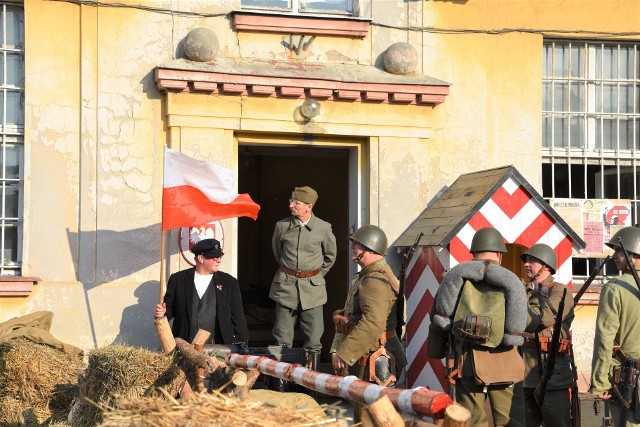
{"left": 163, "top": 268, "right": 249, "bottom": 345}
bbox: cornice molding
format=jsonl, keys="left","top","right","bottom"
{"left": 155, "top": 67, "right": 450, "bottom": 106}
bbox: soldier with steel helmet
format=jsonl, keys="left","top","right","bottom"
{"left": 520, "top": 243, "right": 574, "bottom": 427}
{"left": 330, "top": 224, "right": 406, "bottom": 425}
{"left": 428, "top": 227, "right": 527, "bottom": 427}
{"left": 590, "top": 226, "right": 640, "bottom": 426}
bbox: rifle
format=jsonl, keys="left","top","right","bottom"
{"left": 534, "top": 287, "right": 567, "bottom": 405}
{"left": 446, "top": 332, "right": 457, "bottom": 401}
{"left": 568, "top": 341, "right": 581, "bottom": 427}
{"left": 573, "top": 255, "right": 611, "bottom": 304}
{"left": 397, "top": 232, "right": 424, "bottom": 337}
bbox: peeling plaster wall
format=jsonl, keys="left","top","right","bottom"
{"left": 4, "top": 0, "right": 638, "bottom": 354}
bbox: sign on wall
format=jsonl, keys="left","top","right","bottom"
{"left": 178, "top": 221, "right": 225, "bottom": 266}
{"left": 550, "top": 199, "right": 631, "bottom": 257}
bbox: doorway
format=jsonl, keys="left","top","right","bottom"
{"left": 237, "top": 143, "right": 352, "bottom": 361}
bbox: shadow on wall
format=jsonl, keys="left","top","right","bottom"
{"left": 65, "top": 224, "right": 181, "bottom": 288}
{"left": 112, "top": 280, "right": 161, "bottom": 349}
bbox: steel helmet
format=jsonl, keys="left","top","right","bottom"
{"left": 520, "top": 243, "right": 557, "bottom": 274}
{"left": 350, "top": 225, "right": 388, "bottom": 256}
{"left": 606, "top": 226, "right": 640, "bottom": 256}
{"left": 470, "top": 227, "right": 507, "bottom": 253}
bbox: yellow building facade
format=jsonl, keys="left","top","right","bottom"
{"left": 0, "top": 0, "right": 637, "bottom": 390}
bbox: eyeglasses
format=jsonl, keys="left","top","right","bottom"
{"left": 289, "top": 199, "right": 308, "bottom": 206}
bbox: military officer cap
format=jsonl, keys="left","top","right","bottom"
{"left": 191, "top": 238, "right": 224, "bottom": 258}
{"left": 291, "top": 186, "right": 318, "bottom": 205}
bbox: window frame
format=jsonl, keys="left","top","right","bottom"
{"left": 0, "top": 0, "right": 23, "bottom": 276}
{"left": 542, "top": 39, "right": 640, "bottom": 289}
{"left": 240, "top": 0, "right": 355, "bottom": 17}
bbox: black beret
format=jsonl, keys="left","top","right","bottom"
{"left": 191, "top": 238, "right": 224, "bottom": 258}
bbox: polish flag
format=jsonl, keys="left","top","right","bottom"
{"left": 162, "top": 147, "right": 260, "bottom": 230}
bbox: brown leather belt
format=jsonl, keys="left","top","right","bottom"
{"left": 524, "top": 337, "right": 570, "bottom": 353}
{"left": 280, "top": 265, "right": 320, "bottom": 279}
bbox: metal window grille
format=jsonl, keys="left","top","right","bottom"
{"left": 542, "top": 40, "right": 640, "bottom": 279}
{"left": 0, "top": 1, "right": 23, "bottom": 275}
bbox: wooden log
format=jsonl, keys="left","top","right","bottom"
{"left": 234, "top": 369, "right": 261, "bottom": 400}
{"left": 154, "top": 316, "right": 176, "bottom": 355}
{"left": 443, "top": 404, "right": 471, "bottom": 427}
{"left": 368, "top": 394, "right": 404, "bottom": 427}
{"left": 166, "top": 365, "right": 192, "bottom": 398}
{"left": 174, "top": 338, "right": 247, "bottom": 390}
{"left": 175, "top": 338, "right": 219, "bottom": 370}
{"left": 190, "top": 330, "right": 212, "bottom": 393}
{"left": 191, "top": 329, "right": 211, "bottom": 346}
{"left": 193, "top": 343, "right": 206, "bottom": 393}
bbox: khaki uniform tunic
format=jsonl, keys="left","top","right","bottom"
{"left": 589, "top": 266, "right": 640, "bottom": 426}
{"left": 330, "top": 258, "right": 398, "bottom": 366}
{"left": 522, "top": 276, "right": 574, "bottom": 427}
{"left": 270, "top": 214, "right": 337, "bottom": 310}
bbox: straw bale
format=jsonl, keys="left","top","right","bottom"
{"left": 97, "top": 389, "right": 346, "bottom": 427}
{"left": 0, "top": 338, "right": 83, "bottom": 426}
{"left": 72, "top": 345, "right": 179, "bottom": 427}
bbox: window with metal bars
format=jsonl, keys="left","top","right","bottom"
{"left": 0, "top": 1, "right": 23, "bottom": 275}
{"left": 542, "top": 40, "right": 640, "bottom": 279}
{"left": 241, "top": 0, "right": 354, "bottom": 15}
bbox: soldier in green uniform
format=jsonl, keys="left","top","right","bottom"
{"left": 330, "top": 224, "right": 406, "bottom": 424}
{"left": 520, "top": 244, "right": 574, "bottom": 427}
{"left": 428, "top": 227, "right": 527, "bottom": 427}
{"left": 590, "top": 226, "right": 640, "bottom": 426}
{"left": 270, "top": 186, "right": 337, "bottom": 371}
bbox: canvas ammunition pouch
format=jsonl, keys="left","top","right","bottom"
{"left": 427, "top": 322, "right": 449, "bottom": 359}
{"left": 458, "top": 314, "right": 491, "bottom": 344}
{"left": 471, "top": 345, "right": 525, "bottom": 386}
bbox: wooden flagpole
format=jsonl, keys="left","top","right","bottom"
{"left": 160, "top": 228, "right": 166, "bottom": 303}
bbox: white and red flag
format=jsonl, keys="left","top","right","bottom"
{"left": 162, "top": 146, "right": 260, "bottom": 230}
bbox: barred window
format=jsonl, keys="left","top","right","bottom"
{"left": 0, "top": 1, "right": 23, "bottom": 275}
{"left": 542, "top": 40, "right": 640, "bottom": 278}
{"left": 241, "top": 0, "right": 354, "bottom": 15}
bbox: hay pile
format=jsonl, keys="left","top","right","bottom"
{"left": 71, "top": 345, "right": 180, "bottom": 427}
{"left": 98, "top": 389, "right": 345, "bottom": 427}
{"left": 0, "top": 338, "right": 84, "bottom": 426}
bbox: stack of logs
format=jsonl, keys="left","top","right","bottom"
{"left": 154, "top": 317, "right": 259, "bottom": 399}
{"left": 154, "top": 316, "right": 470, "bottom": 426}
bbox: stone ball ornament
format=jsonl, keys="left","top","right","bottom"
{"left": 383, "top": 42, "right": 418, "bottom": 75}
{"left": 183, "top": 27, "right": 219, "bottom": 62}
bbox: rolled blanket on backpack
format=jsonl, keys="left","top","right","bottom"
{"left": 432, "top": 260, "right": 527, "bottom": 346}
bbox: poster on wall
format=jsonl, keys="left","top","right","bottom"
{"left": 550, "top": 198, "right": 631, "bottom": 257}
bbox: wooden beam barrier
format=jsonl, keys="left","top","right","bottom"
{"left": 226, "top": 354, "right": 453, "bottom": 419}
